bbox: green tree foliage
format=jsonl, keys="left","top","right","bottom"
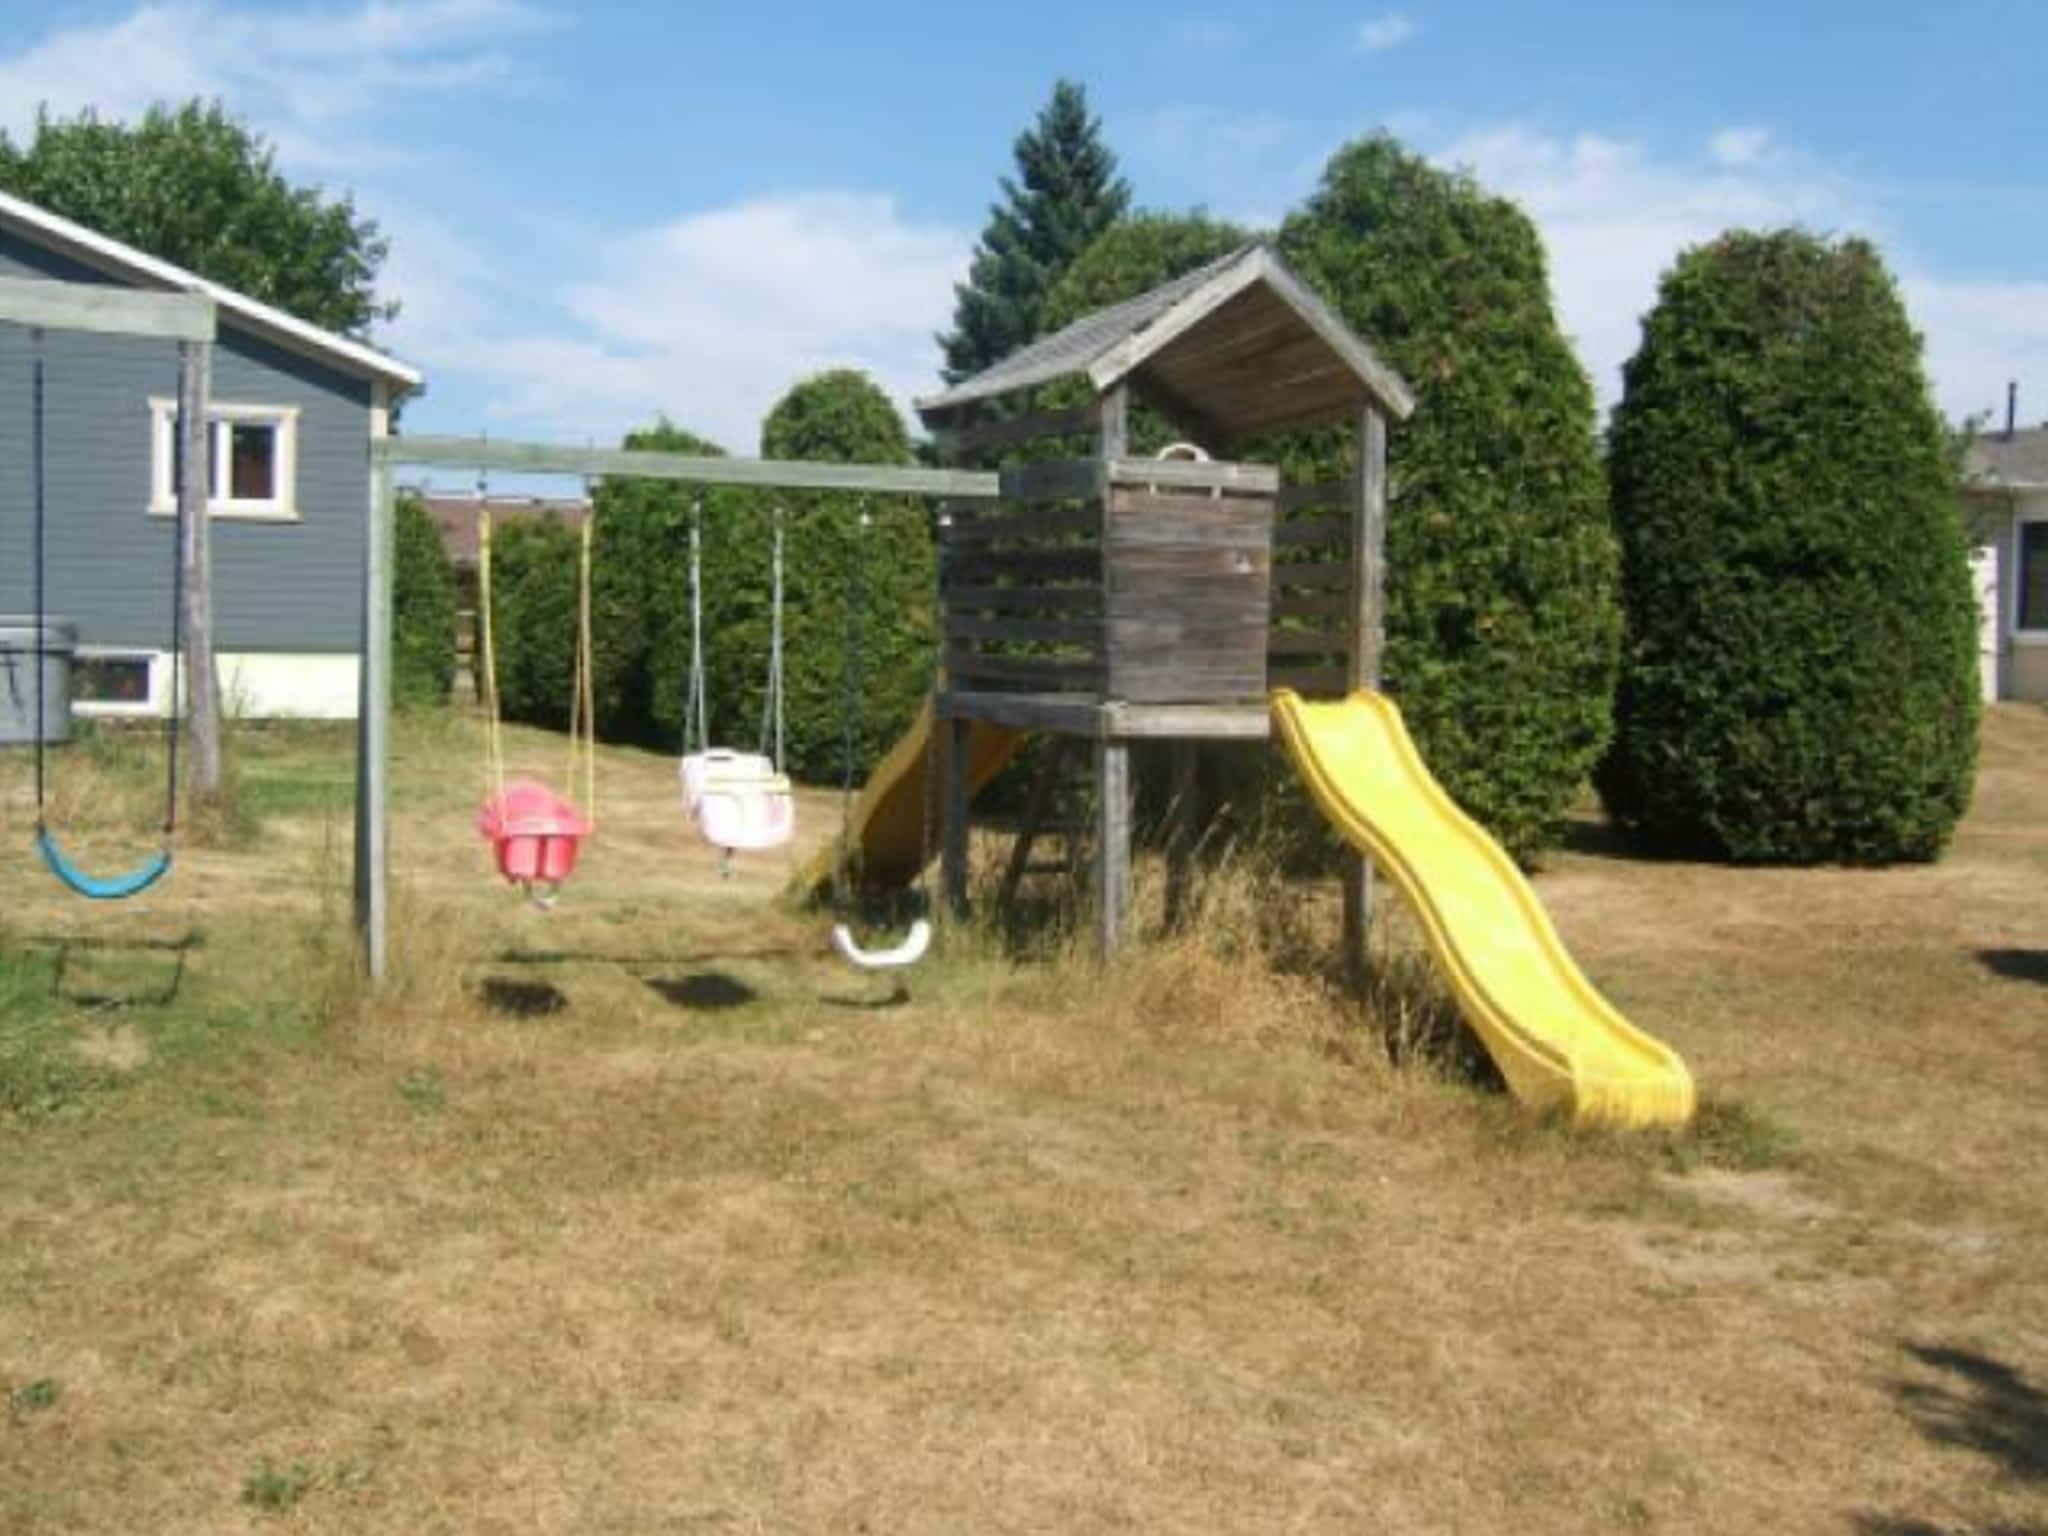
{"left": 392, "top": 492, "right": 457, "bottom": 708}
{"left": 481, "top": 514, "right": 582, "bottom": 732}
{"left": 1042, "top": 210, "right": 1250, "bottom": 327}
{"left": 723, "top": 370, "right": 933, "bottom": 783}
{"left": 0, "top": 102, "right": 392, "bottom": 337}
{"left": 940, "top": 80, "right": 1130, "bottom": 383}
{"left": 587, "top": 419, "right": 726, "bottom": 744}
{"left": 1598, "top": 230, "right": 1980, "bottom": 862}
{"left": 1278, "top": 135, "right": 1620, "bottom": 859}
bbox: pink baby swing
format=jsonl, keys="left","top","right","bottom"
{"left": 475, "top": 505, "right": 597, "bottom": 908}
{"left": 676, "top": 504, "right": 797, "bottom": 872}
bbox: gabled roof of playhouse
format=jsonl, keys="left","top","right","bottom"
{"left": 916, "top": 242, "right": 1413, "bottom": 442}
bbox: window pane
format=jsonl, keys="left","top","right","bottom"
{"left": 228, "top": 421, "right": 276, "bottom": 501}
{"left": 73, "top": 656, "right": 152, "bottom": 705}
{"left": 2023, "top": 523, "right": 2048, "bottom": 632}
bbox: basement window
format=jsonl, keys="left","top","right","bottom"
{"left": 71, "top": 651, "right": 159, "bottom": 715}
{"left": 149, "top": 400, "right": 301, "bottom": 521}
{"left": 2019, "top": 519, "right": 2048, "bottom": 634}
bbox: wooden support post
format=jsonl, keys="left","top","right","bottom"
{"left": 1341, "top": 405, "right": 1389, "bottom": 989}
{"left": 1095, "top": 738, "right": 1132, "bottom": 958}
{"left": 941, "top": 712, "right": 971, "bottom": 919}
{"left": 1164, "top": 743, "right": 1200, "bottom": 930}
{"left": 1096, "top": 383, "right": 1128, "bottom": 459}
{"left": 355, "top": 436, "right": 396, "bottom": 980}
{"left": 176, "top": 340, "right": 225, "bottom": 807}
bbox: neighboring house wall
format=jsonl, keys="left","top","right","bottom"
{"left": 0, "top": 226, "right": 372, "bottom": 717}
{"left": 2005, "top": 490, "right": 2048, "bottom": 702}
{"left": 1965, "top": 495, "right": 2013, "bottom": 702}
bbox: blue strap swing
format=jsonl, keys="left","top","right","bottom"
{"left": 28, "top": 328, "right": 183, "bottom": 901}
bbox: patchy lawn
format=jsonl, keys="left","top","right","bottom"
{"left": 1, "top": 706, "right": 2045, "bottom": 1534}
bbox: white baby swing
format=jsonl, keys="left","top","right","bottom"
{"left": 677, "top": 504, "right": 797, "bottom": 872}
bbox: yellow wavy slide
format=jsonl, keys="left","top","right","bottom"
{"left": 1272, "top": 688, "right": 1695, "bottom": 1129}
{"left": 799, "top": 696, "right": 1024, "bottom": 895}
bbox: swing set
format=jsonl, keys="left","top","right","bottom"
{"left": 13, "top": 314, "right": 195, "bottom": 903}
{"left": 3, "top": 274, "right": 998, "bottom": 981}
{"left": 466, "top": 474, "right": 939, "bottom": 969}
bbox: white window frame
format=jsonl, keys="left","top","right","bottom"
{"left": 148, "top": 398, "right": 302, "bottom": 522}
{"left": 70, "top": 647, "right": 167, "bottom": 719}
{"left": 2013, "top": 506, "right": 2048, "bottom": 646}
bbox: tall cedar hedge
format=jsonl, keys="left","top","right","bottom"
{"left": 1278, "top": 136, "right": 1620, "bottom": 859}
{"left": 1598, "top": 230, "right": 1979, "bottom": 862}
{"left": 483, "top": 377, "right": 932, "bottom": 785}
{"left": 743, "top": 371, "right": 934, "bottom": 783}
{"left": 480, "top": 512, "right": 582, "bottom": 732}
{"left": 393, "top": 491, "right": 457, "bottom": 707}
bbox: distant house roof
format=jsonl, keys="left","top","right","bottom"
{"left": 418, "top": 493, "right": 591, "bottom": 572}
{"left": 915, "top": 242, "right": 1413, "bottom": 442}
{"left": 1964, "top": 427, "right": 2048, "bottom": 492}
{"left": 0, "top": 187, "right": 422, "bottom": 393}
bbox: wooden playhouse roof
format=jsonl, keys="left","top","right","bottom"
{"left": 916, "top": 242, "right": 1413, "bottom": 442}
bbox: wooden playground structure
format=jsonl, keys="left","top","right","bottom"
{"left": 918, "top": 243, "right": 1413, "bottom": 964}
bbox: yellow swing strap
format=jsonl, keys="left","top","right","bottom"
{"left": 477, "top": 507, "right": 507, "bottom": 802}
{"left": 568, "top": 515, "right": 597, "bottom": 828}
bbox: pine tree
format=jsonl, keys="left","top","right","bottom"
{"left": 939, "top": 80, "right": 1130, "bottom": 383}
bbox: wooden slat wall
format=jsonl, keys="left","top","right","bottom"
{"left": 942, "top": 418, "right": 1107, "bottom": 694}
{"left": 1103, "top": 484, "right": 1272, "bottom": 704}
{"left": 1268, "top": 468, "right": 1354, "bottom": 699}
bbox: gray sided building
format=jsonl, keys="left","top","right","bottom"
{"left": 0, "top": 190, "right": 421, "bottom": 719}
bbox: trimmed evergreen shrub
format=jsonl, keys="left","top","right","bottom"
{"left": 639, "top": 371, "right": 934, "bottom": 784}
{"left": 588, "top": 420, "right": 726, "bottom": 745}
{"left": 479, "top": 513, "right": 581, "bottom": 731}
{"left": 1599, "top": 230, "right": 1980, "bottom": 862}
{"left": 392, "top": 491, "right": 456, "bottom": 708}
{"left": 1278, "top": 135, "right": 1621, "bottom": 860}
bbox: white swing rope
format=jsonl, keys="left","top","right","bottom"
{"left": 682, "top": 500, "right": 709, "bottom": 759}
{"left": 758, "top": 508, "right": 786, "bottom": 771}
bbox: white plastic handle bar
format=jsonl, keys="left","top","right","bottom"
{"left": 831, "top": 918, "right": 932, "bottom": 971}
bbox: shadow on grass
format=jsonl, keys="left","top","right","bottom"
{"left": 1895, "top": 1342, "right": 2048, "bottom": 1481}
{"left": 1977, "top": 950, "right": 2048, "bottom": 988}
{"left": 497, "top": 945, "right": 802, "bottom": 969}
{"left": 31, "top": 930, "right": 201, "bottom": 1012}
{"left": 477, "top": 976, "right": 568, "bottom": 1017}
{"left": 820, "top": 983, "right": 911, "bottom": 1012}
{"left": 644, "top": 972, "right": 756, "bottom": 1012}
{"left": 1358, "top": 952, "right": 1507, "bottom": 1094}
{"left": 1853, "top": 1342, "right": 2048, "bottom": 1535}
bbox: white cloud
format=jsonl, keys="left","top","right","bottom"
{"left": 1433, "top": 124, "right": 1866, "bottom": 406}
{"left": 1354, "top": 12, "right": 1416, "bottom": 53}
{"left": 1903, "top": 275, "right": 2048, "bottom": 427}
{"left": 396, "top": 193, "right": 973, "bottom": 451}
{"left": 1427, "top": 122, "right": 2045, "bottom": 423}
{"left": 1709, "top": 126, "right": 1773, "bottom": 167}
{"left": 0, "top": 0, "right": 554, "bottom": 164}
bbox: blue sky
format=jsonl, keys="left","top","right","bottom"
{"left": 3, "top": 0, "right": 2043, "bottom": 452}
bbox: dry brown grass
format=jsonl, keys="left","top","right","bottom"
{"left": 2, "top": 707, "right": 2047, "bottom": 1532}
